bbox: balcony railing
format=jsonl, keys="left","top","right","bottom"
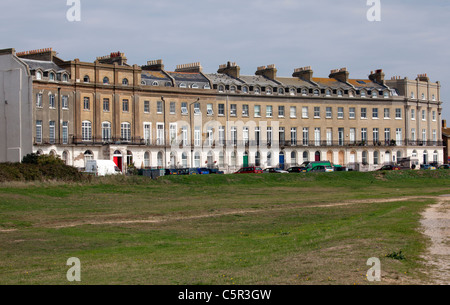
{"left": 34, "top": 137, "right": 444, "bottom": 148}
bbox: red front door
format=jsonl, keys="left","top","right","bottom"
{"left": 113, "top": 157, "right": 122, "bottom": 171}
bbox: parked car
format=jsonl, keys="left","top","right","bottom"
{"left": 234, "top": 166, "right": 263, "bottom": 174}
{"left": 196, "top": 168, "right": 210, "bottom": 174}
{"left": 302, "top": 161, "right": 333, "bottom": 172}
{"left": 377, "top": 165, "right": 401, "bottom": 171}
{"left": 164, "top": 168, "right": 179, "bottom": 175}
{"left": 263, "top": 167, "right": 289, "bottom": 174}
{"left": 209, "top": 168, "right": 224, "bottom": 174}
{"left": 438, "top": 164, "right": 449, "bottom": 170}
{"left": 287, "top": 166, "right": 306, "bottom": 173}
{"left": 420, "top": 164, "right": 436, "bottom": 170}
{"left": 333, "top": 165, "right": 347, "bottom": 171}
{"left": 309, "top": 165, "right": 333, "bottom": 173}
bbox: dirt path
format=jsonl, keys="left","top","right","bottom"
{"left": 420, "top": 195, "right": 450, "bottom": 285}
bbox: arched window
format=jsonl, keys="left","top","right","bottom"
{"left": 35, "top": 71, "right": 42, "bottom": 80}
{"left": 267, "top": 152, "right": 272, "bottom": 167}
{"left": 182, "top": 152, "right": 188, "bottom": 168}
{"left": 291, "top": 151, "right": 297, "bottom": 165}
{"left": 207, "top": 151, "right": 214, "bottom": 167}
{"left": 179, "top": 83, "right": 187, "bottom": 88}
{"left": 242, "top": 86, "right": 248, "bottom": 94}
{"left": 144, "top": 152, "right": 150, "bottom": 168}
{"left": 361, "top": 90, "right": 366, "bottom": 98}
{"left": 194, "top": 152, "right": 201, "bottom": 167}
{"left": 62, "top": 151, "right": 69, "bottom": 165}
{"left": 326, "top": 89, "right": 331, "bottom": 96}
{"left": 83, "top": 75, "right": 90, "bottom": 83}
{"left": 230, "top": 86, "right": 236, "bottom": 93}
{"left": 373, "top": 151, "right": 379, "bottom": 165}
{"left": 84, "top": 150, "right": 93, "bottom": 167}
{"left": 412, "top": 150, "right": 418, "bottom": 158}
{"left": 157, "top": 151, "right": 164, "bottom": 167}
{"left": 191, "top": 83, "right": 199, "bottom": 89}
{"left": 301, "top": 88, "right": 308, "bottom": 96}
{"left": 103, "top": 76, "right": 109, "bottom": 84}
{"left": 266, "top": 87, "right": 272, "bottom": 95}
{"left": 122, "top": 78, "right": 129, "bottom": 86}
{"left": 218, "top": 85, "right": 225, "bottom": 93}
{"left": 303, "top": 151, "right": 308, "bottom": 162}
{"left": 372, "top": 91, "right": 378, "bottom": 98}
{"left": 49, "top": 72, "right": 55, "bottom": 81}
{"left": 255, "top": 151, "right": 261, "bottom": 166}
{"left": 127, "top": 150, "right": 133, "bottom": 166}
{"left": 362, "top": 151, "right": 368, "bottom": 164}
{"left": 313, "top": 89, "right": 319, "bottom": 96}
{"left": 433, "top": 150, "right": 438, "bottom": 162}
{"left": 152, "top": 81, "right": 159, "bottom": 86}
{"left": 337, "top": 90, "right": 343, "bottom": 97}
{"left": 62, "top": 74, "right": 69, "bottom": 82}
{"left": 278, "top": 88, "right": 284, "bottom": 95}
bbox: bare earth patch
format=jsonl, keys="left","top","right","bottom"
{"left": 420, "top": 195, "right": 450, "bottom": 285}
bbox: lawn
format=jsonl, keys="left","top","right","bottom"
{"left": 0, "top": 170, "right": 449, "bottom": 285}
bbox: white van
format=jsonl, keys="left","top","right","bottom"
{"left": 85, "top": 160, "right": 122, "bottom": 176}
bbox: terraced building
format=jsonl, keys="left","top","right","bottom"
{"left": 0, "top": 48, "right": 444, "bottom": 172}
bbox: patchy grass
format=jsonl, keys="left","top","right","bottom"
{"left": 0, "top": 170, "right": 449, "bottom": 284}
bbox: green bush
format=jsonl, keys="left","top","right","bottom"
{"left": 0, "top": 154, "right": 87, "bottom": 182}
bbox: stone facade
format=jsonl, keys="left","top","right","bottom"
{"left": 0, "top": 48, "right": 445, "bottom": 172}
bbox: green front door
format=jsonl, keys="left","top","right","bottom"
{"left": 243, "top": 155, "right": 249, "bottom": 167}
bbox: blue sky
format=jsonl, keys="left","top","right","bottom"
{"left": 1, "top": 0, "right": 449, "bottom": 121}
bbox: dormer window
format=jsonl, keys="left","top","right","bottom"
{"left": 242, "top": 86, "right": 248, "bottom": 94}
{"left": 49, "top": 72, "right": 55, "bottom": 81}
{"left": 218, "top": 85, "right": 225, "bottom": 93}
{"left": 62, "top": 74, "right": 68, "bottom": 82}
{"left": 204, "top": 84, "right": 211, "bottom": 89}
{"left": 254, "top": 87, "right": 261, "bottom": 95}
{"left": 361, "top": 91, "right": 366, "bottom": 98}
{"left": 152, "top": 81, "right": 159, "bottom": 86}
{"left": 230, "top": 86, "right": 236, "bottom": 93}
{"left": 313, "top": 89, "right": 319, "bottom": 96}
{"left": 337, "top": 90, "right": 343, "bottom": 97}
{"left": 372, "top": 91, "right": 378, "bottom": 98}
{"left": 301, "top": 88, "right": 307, "bottom": 96}
{"left": 278, "top": 88, "right": 284, "bottom": 95}
{"left": 103, "top": 77, "right": 110, "bottom": 85}
{"left": 191, "top": 83, "right": 199, "bottom": 89}
{"left": 35, "top": 71, "right": 42, "bottom": 80}
{"left": 266, "top": 87, "right": 272, "bottom": 95}
{"left": 384, "top": 91, "right": 389, "bottom": 98}
{"left": 179, "top": 83, "right": 187, "bottom": 88}
{"left": 122, "top": 78, "right": 129, "bottom": 86}
{"left": 326, "top": 89, "right": 331, "bottom": 96}
{"left": 83, "top": 75, "right": 90, "bottom": 83}
{"left": 141, "top": 80, "right": 146, "bottom": 85}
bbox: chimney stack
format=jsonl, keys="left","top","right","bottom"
{"left": 369, "top": 69, "right": 385, "bottom": 85}
{"left": 292, "top": 66, "right": 313, "bottom": 82}
{"left": 142, "top": 59, "right": 164, "bottom": 71}
{"left": 175, "top": 62, "right": 203, "bottom": 73}
{"left": 217, "top": 61, "right": 240, "bottom": 79}
{"left": 417, "top": 73, "right": 429, "bottom": 82}
{"left": 255, "top": 64, "right": 277, "bottom": 80}
{"left": 96, "top": 52, "right": 128, "bottom": 65}
{"left": 16, "top": 48, "right": 56, "bottom": 61}
{"left": 329, "top": 68, "right": 349, "bottom": 83}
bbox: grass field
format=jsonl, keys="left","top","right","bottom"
{"left": 0, "top": 170, "right": 449, "bottom": 285}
